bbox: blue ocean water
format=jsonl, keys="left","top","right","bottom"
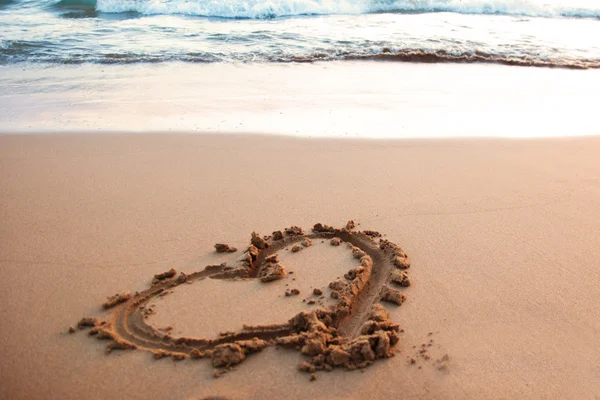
{"left": 1, "top": 0, "right": 599, "bottom": 67}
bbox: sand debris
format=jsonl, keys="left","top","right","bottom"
{"left": 189, "top": 349, "right": 206, "bottom": 359}
{"left": 238, "top": 245, "right": 260, "bottom": 268}
{"left": 380, "top": 285, "right": 406, "bottom": 305}
{"left": 265, "top": 253, "right": 279, "bottom": 263}
{"left": 329, "top": 279, "right": 348, "bottom": 292}
{"left": 379, "top": 239, "right": 407, "bottom": 256}
{"left": 390, "top": 270, "right": 410, "bottom": 287}
{"left": 250, "top": 232, "right": 269, "bottom": 249}
{"left": 393, "top": 256, "right": 411, "bottom": 269}
{"left": 106, "top": 340, "right": 136, "bottom": 354}
{"left": 258, "top": 257, "right": 286, "bottom": 282}
{"left": 363, "top": 230, "right": 382, "bottom": 238}
{"left": 272, "top": 230, "right": 284, "bottom": 240}
{"left": 368, "top": 304, "right": 389, "bottom": 322}
{"left": 152, "top": 350, "right": 170, "bottom": 359}
{"left": 211, "top": 338, "right": 268, "bottom": 368}
{"left": 102, "top": 292, "right": 132, "bottom": 309}
{"left": 276, "top": 304, "right": 399, "bottom": 373}
{"left": 211, "top": 344, "right": 244, "bottom": 368}
{"left": 214, "top": 243, "right": 237, "bottom": 253}
{"left": 77, "top": 317, "right": 98, "bottom": 329}
{"left": 330, "top": 237, "right": 342, "bottom": 246}
{"left": 350, "top": 246, "right": 366, "bottom": 259}
{"left": 285, "top": 226, "right": 305, "bottom": 236}
{"left": 171, "top": 353, "right": 187, "bottom": 361}
{"left": 344, "top": 266, "right": 365, "bottom": 281}
{"left": 152, "top": 268, "right": 177, "bottom": 285}
{"left": 380, "top": 239, "right": 410, "bottom": 269}
{"left": 312, "top": 223, "right": 335, "bottom": 233}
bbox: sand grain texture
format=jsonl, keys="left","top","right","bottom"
{"left": 1, "top": 134, "right": 600, "bottom": 399}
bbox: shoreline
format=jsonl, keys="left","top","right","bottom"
{"left": 2, "top": 61, "right": 599, "bottom": 138}
{"left": 2, "top": 133, "right": 600, "bottom": 399}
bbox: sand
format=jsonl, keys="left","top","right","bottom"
{"left": 1, "top": 133, "right": 600, "bottom": 399}
{"left": 73, "top": 225, "right": 406, "bottom": 376}
{"left": 149, "top": 239, "right": 361, "bottom": 338}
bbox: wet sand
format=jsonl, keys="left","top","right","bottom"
{"left": 2, "top": 62, "right": 600, "bottom": 138}
{"left": 1, "top": 133, "right": 600, "bottom": 399}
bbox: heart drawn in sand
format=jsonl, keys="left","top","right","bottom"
{"left": 73, "top": 222, "right": 411, "bottom": 379}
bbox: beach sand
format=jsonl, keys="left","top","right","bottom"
{"left": 1, "top": 133, "right": 600, "bottom": 399}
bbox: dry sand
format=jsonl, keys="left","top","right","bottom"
{"left": 1, "top": 133, "right": 600, "bottom": 399}
{"left": 148, "top": 240, "right": 360, "bottom": 339}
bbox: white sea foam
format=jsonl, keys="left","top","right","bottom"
{"left": 95, "top": 0, "right": 600, "bottom": 19}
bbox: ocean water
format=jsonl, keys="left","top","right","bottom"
{"left": 1, "top": 0, "right": 600, "bottom": 67}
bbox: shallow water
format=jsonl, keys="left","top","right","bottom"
{"left": 2, "top": 62, "right": 598, "bottom": 137}
{"left": 2, "top": 1, "right": 599, "bottom": 137}
{"left": 1, "top": 0, "right": 599, "bottom": 66}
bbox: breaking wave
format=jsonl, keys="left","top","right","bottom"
{"left": 91, "top": 0, "right": 600, "bottom": 19}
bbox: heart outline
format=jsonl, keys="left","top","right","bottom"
{"left": 75, "top": 222, "right": 411, "bottom": 375}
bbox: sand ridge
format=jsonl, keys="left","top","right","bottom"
{"left": 73, "top": 222, "right": 412, "bottom": 378}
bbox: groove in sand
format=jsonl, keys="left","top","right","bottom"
{"left": 74, "top": 222, "right": 411, "bottom": 378}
